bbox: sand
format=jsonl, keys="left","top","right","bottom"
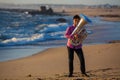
{"left": 54, "top": 7, "right": 120, "bottom": 22}
{"left": 0, "top": 43, "right": 120, "bottom": 80}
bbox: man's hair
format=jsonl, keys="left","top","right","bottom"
{"left": 73, "top": 15, "right": 80, "bottom": 20}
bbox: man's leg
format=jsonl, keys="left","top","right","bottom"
{"left": 75, "top": 48, "right": 86, "bottom": 74}
{"left": 67, "top": 47, "right": 74, "bottom": 76}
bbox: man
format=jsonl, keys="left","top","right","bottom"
{"left": 65, "top": 15, "right": 89, "bottom": 77}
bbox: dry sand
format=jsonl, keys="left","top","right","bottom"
{"left": 0, "top": 43, "right": 120, "bottom": 80}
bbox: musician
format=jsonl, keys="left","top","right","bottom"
{"left": 65, "top": 15, "right": 89, "bottom": 77}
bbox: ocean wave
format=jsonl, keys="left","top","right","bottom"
{"left": 0, "top": 10, "right": 72, "bottom": 47}
{"left": 0, "top": 34, "right": 43, "bottom": 46}
{"left": 0, "top": 21, "right": 69, "bottom": 46}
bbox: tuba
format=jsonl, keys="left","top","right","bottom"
{"left": 70, "top": 14, "right": 91, "bottom": 46}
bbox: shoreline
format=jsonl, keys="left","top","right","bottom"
{"left": 2, "top": 41, "right": 120, "bottom": 62}
{"left": 0, "top": 39, "right": 120, "bottom": 62}
{"left": 0, "top": 40, "right": 119, "bottom": 62}
{"left": 0, "top": 42, "right": 120, "bottom": 79}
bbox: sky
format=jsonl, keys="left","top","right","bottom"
{"left": 0, "top": 0, "right": 120, "bottom": 5}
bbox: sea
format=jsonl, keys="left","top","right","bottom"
{"left": 0, "top": 10, "right": 120, "bottom": 62}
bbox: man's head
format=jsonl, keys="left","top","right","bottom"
{"left": 73, "top": 15, "right": 80, "bottom": 27}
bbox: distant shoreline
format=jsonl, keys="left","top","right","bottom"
{"left": 60, "top": 7, "right": 120, "bottom": 22}
{"left": 0, "top": 6, "right": 120, "bottom": 21}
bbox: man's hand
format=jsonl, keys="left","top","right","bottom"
{"left": 75, "top": 34, "right": 79, "bottom": 37}
{"left": 74, "top": 34, "right": 79, "bottom": 40}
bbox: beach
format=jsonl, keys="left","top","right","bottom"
{"left": 0, "top": 6, "right": 120, "bottom": 80}
{"left": 0, "top": 43, "right": 120, "bottom": 80}
{"left": 54, "top": 7, "right": 120, "bottom": 22}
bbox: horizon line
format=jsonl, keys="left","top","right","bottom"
{"left": 0, "top": 2, "right": 120, "bottom": 6}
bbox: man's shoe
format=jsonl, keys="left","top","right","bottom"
{"left": 68, "top": 74, "right": 73, "bottom": 77}
{"left": 82, "top": 73, "right": 89, "bottom": 77}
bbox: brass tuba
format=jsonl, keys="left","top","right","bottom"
{"left": 70, "top": 14, "right": 91, "bottom": 46}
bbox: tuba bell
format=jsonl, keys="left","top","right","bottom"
{"left": 70, "top": 14, "right": 91, "bottom": 46}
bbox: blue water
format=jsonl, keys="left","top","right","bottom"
{"left": 0, "top": 11, "right": 71, "bottom": 46}
{"left": 0, "top": 10, "right": 120, "bottom": 62}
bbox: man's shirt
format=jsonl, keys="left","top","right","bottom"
{"left": 65, "top": 25, "right": 82, "bottom": 49}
